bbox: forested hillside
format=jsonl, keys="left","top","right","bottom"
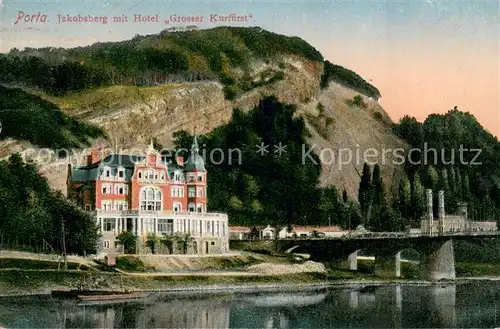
{"left": 392, "top": 108, "right": 500, "bottom": 225}
{"left": 0, "top": 26, "right": 379, "bottom": 100}
{"left": 167, "top": 97, "right": 363, "bottom": 230}
{"left": 1, "top": 26, "right": 497, "bottom": 240}
{"left": 0, "top": 154, "right": 99, "bottom": 255}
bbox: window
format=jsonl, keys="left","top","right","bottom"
{"left": 143, "top": 218, "right": 154, "bottom": 234}
{"left": 161, "top": 173, "right": 165, "bottom": 180}
{"left": 197, "top": 204, "right": 203, "bottom": 213}
{"left": 172, "top": 187, "right": 184, "bottom": 198}
{"left": 198, "top": 175, "right": 202, "bottom": 182}
{"left": 103, "top": 240, "right": 110, "bottom": 249}
{"left": 116, "top": 202, "right": 128, "bottom": 211}
{"left": 157, "top": 219, "right": 173, "bottom": 233}
{"left": 84, "top": 204, "right": 91, "bottom": 211}
{"left": 101, "top": 201, "right": 112, "bottom": 210}
{"left": 188, "top": 203, "right": 195, "bottom": 212}
{"left": 138, "top": 172, "right": 142, "bottom": 179}
{"left": 154, "top": 173, "right": 158, "bottom": 180}
{"left": 118, "top": 170, "right": 124, "bottom": 178}
{"left": 105, "top": 170, "right": 110, "bottom": 177}
{"left": 211, "top": 241, "right": 215, "bottom": 246}
{"left": 173, "top": 202, "right": 182, "bottom": 212}
{"left": 103, "top": 218, "right": 115, "bottom": 231}
{"left": 188, "top": 187, "right": 195, "bottom": 198}
{"left": 140, "top": 187, "right": 162, "bottom": 211}
{"left": 148, "top": 170, "right": 155, "bottom": 179}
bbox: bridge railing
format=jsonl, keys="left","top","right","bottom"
{"left": 274, "top": 229, "right": 500, "bottom": 240}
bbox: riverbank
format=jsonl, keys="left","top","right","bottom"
{"left": 2, "top": 268, "right": 500, "bottom": 298}
{"left": 2, "top": 251, "right": 500, "bottom": 297}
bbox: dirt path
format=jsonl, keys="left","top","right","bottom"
{"left": 114, "top": 268, "right": 263, "bottom": 276}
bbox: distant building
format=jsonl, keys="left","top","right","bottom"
{"left": 229, "top": 226, "right": 251, "bottom": 240}
{"left": 278, "top": 226, "right": 346, "bottom": 239}
{"left": 420, "top": 189, "right": 497, "bottom": 234}
{"left": 66, "top": 137, "right": 229, "bottom": 255}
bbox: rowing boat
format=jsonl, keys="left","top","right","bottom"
{"left": 77, "top": 292, "right": 149, "bottom": 302}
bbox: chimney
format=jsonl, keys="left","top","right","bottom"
{"left": 87, "top": 148, "right": 99, "bottom": 165}
{"left": 427, "top": 189, "right": 433, "bottom": 220}
{"left": 438, "top": 190, "right": 445, "bottom": 220}
{"left": 176, "top": 156, "right": 184, "bottom": 167}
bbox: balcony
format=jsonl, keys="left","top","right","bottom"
{"left": 94, "top": 209, "right": 227, "bottom": 218}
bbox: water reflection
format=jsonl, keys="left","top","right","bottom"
{"left": 1, "top": 283, "right": 500, "bottom": 328}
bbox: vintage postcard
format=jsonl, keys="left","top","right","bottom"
{"left": 0, "top": 0, "right": 499, "bottom": 328}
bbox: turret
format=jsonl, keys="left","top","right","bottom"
{"left": 184, "top": 133, "right": 207, "bottom": 213}
{"left": 438, "top": 190, "right": 445, "bottom": 220}
{"left": 427, "top": 189, "right": 433, "bottom": 220}
{"left": 184, "top": 135, "right": 206, "bottom": 172}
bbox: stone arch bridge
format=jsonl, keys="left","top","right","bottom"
{"left": 275, "top": 231, "right": 500, "bottom": 280}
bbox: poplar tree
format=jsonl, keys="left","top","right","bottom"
{"left": 411, "top": 172, "right": 426, "bottom": 225}
{"left": 358, "top": 163, "right": 373, "bottom": 225}
{"left": 396, "top": 174, "right": 411, "bottom": 220}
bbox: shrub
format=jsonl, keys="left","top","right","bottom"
{"left": 223, "top": 85, "right": 238, "bottom": 101}
{"left": 373, "top": 111, "right": 383, "bottom": 121}
{"left": 115, "top": 256, "right": 146, "bottom": 271}
{"left": 316, "top": 102, "right": 325, "bottom": 114}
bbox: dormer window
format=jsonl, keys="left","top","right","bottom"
{"left": 118, "top": 170, "right": 124, "bottom": 178}
{"left": 105, "top": 170, "right": 110, "bottom": 177}
{"left": 138, "top": 172, "right": 142, "bottom": 179}
{"left": 154, "top": 173, "right": 158, "bottom": 180}
{"left": 198, "top": 176, "right": 202, "bottom": 182}
{"left": 161, "top": 173, "right": 165, "bottom": 180}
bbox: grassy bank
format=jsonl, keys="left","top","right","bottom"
{"left": 2, "top": 255, "right": 500, "bottom": 297}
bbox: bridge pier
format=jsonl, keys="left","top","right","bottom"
{"left": 348, "top": 250, "right": 358, "bottom": 270}
{"left": 420, "top": 239, "right": 455, "bottom": 280}
{"left": 374, "top": 251, "right": 401, "bottom": 278}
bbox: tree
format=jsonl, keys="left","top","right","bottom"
{"left": 396, "top": 174, "right": 411, "bottom": 221}
{"left": 358, "top": 163, "right": 373, "bottom": 224}
{"left": 342, "top": 189, "right": 348, "bottom": 203}
{"left": 411, "top": 172, "right": 426, "bottom": 225}
{"left": 116, "top": 231, "right": 137, "bottom": 254}
{"left": 177, "top": 233, "right": 194, "bottom": 254}
{"left": 145, "top": 233, "right": 160, "bottom": 254}
{"left": 425, "top": 166, "right": 439, "bottom": 189}
{"left": 161, "top": 235, "right": 176, "bottom": 254}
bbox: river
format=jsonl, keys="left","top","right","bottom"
{"left": 1, "top": 281, "right": 500, "bottom": 328}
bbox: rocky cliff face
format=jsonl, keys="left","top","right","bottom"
{"left": 0, "top": 54, "right": 405, "bottom": 199}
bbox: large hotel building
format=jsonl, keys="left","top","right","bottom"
{"left": 66, "top": 137, "right": 229, "bottom": 255}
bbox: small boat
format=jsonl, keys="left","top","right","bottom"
{"left": 52, "top": 290, "right": 119, "bottom": 298}
{"left": 77, "top": 292, "right": 149, "bottom": 304}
